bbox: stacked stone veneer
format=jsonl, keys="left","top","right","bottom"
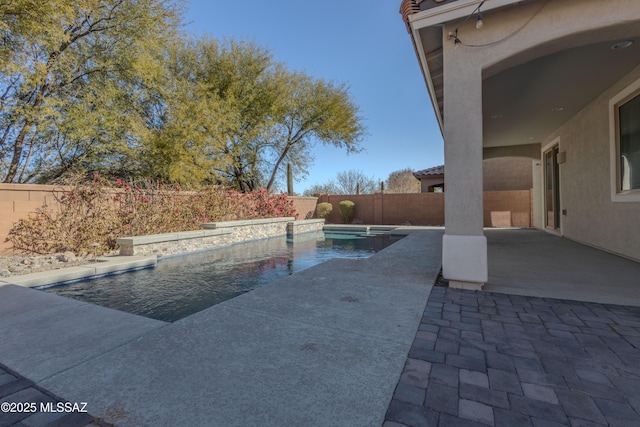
{"left": 117, "top": 217, "right": 325, "bottom": 257}
{"left": 286, "top": 219, "right": 325, "bottom": 236}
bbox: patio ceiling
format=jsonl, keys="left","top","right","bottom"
{"left": 483, "top": 33, "right": 640, "bottom": 149}
{"left": 414, "top": 12, "right": 640, "bottom": 150}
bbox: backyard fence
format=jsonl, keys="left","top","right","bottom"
{"left": 318, "top": 190, "right": 532, "bottom": 228}
{"left": 0, "top": 184, "right": 531, "bottom": 254}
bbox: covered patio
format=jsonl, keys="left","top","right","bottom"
{"left": 401, "top": 0, "right": 640, "bottom": 290}
{"left": 485, "top": 229, "right": 640, "bottom": 306}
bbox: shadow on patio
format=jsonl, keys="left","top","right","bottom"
{"left": 485, "top": 229, "right": 640, "bottom": 307}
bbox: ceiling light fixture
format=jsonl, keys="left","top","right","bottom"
{"left": 448, "top": 29, "right": 462, "bottom": 48}
{"left": 476, "top": 3, "right": 484, "bottom": 30}
{"left": 611, "top": 40, "right": 634, "bottom": 50}
{"left": 449, "top": 0, "right": 549, "bottom": 49}
{"left": 449, "top": 1, "right": 485, "bottom": 47}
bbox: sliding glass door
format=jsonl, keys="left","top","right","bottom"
{"left": 544, "top": 145, "right": 560, "bottom": 231}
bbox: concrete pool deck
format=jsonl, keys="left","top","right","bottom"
{"left": 2, "top": 227, "right": 640, "bottom": 426}
{"left": 0, "top": 229, "right": 444, "bottom": 426}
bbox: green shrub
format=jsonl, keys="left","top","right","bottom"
{"left": 339, "top": 200, "right": 356, "bottom": 224}
{"left": 316, "top": 202, "right": 333, "bottom": 220}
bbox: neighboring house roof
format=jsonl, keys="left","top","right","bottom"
{"left": 413, "top": 165, "right": 444, "bottom": 178}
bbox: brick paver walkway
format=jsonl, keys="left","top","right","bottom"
{"left": 385, "top": 286, "right": 640, "bottom": 427}
{"left": 0, "top": 363, "right": 100, "bottom": 427}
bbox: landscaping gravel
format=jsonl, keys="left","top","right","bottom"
{"left": 0, "top": 252, "right": 98, "bottom": 278}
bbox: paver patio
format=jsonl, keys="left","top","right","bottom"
{"left": 385, "top": 286, "right": 640, "bottom": 427}
{"left": 0, "top": 363, "right": 96, "bottom": 427}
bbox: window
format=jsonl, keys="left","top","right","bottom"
{"left": 610, "top": 78, "right": 640, "bottom": 202}
{"left": 619, "top": 93, "right": 640, "bottom": 191}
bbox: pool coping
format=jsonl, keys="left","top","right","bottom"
{"left": 115, "top": 228, "right": 232, "bottom": 246}
{"left": 202, "top": 216, "right": 296, "bottom": 229}
{"left": 323, "top": 224, "right": 408, "bottom": 235}
{"left": 0, "top": 255, "right": 157, "bottom": 288}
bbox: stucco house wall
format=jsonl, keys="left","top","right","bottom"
{"left": 419, "top": 177, "right": 443, "bottom": 193}
{"left": 541, "top": 64, "right": 640, "bottom": 260}
{"left": 483, "top": 157, "right": 533, "bottom": 191}
{"left": 416, "top": 158, "right": 533, "bottom": 192}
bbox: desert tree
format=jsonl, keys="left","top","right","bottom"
{"left": 303, "top": 169, "right": 378, "bottom": 195}
{"left": 385, "top": 168, "right": 420, "bottom": 193}
{"left": 147, "top": 38, "right": 367, "bottom": 191}
{"left": 302, "top": 182, "right": 339, "bottom": 197}
{"left": 0, "top": 0, "right": 183, "bottom": 183}
{"left": 261, "top": 72, "right": 366, "bottom": 191}
{"left": 334, "top": 169, "right": 378, "bottom": 194}
{"left": 138, "top": 36, "right": 231, "bottom": 186}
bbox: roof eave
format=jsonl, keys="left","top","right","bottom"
{"left": 408, "top": 0, "right": 523, "bottom": 31}
{"left": 403, "top": 0, "right": 524, "bottom": 136}
{"left": 410, "top": 27, "right": 445, "bottom": 135}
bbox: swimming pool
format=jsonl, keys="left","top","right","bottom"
{"left": 43, "top": 232, "right": 400, "bottom": 322}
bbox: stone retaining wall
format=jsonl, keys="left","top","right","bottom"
{"left": 117, "top": 217, "right": 324, "bottom": 257}
{"left": 286, "top": 219, "right": 324, "bottom": 236}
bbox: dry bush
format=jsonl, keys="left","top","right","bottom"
{"left": 6, "top": 175, "right": 297, "bottom": 255}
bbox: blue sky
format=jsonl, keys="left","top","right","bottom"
{"left": 184, "top": 0, "right": 443, "bottom": 194}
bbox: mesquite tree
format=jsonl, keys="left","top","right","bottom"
{"left": 0, "top": 0, "right": 182, "bottom": 183}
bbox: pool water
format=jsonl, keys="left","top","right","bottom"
{"left": 43, "top": 232, "right": 400, "bottom": 322}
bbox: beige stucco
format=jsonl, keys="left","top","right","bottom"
{"left": 540, "top": 65, "right": 640, "bottom": 260}
{"left": 416, "top": 158, "right": 532, "bottom": 192}
{"left": 419, "top": 177, "right": 444, "bottom": 193}
{"left": 483, "top": 157, "right": 532, "bottom": 191}
{"left": 403, "top": 0, "right": 640, "bottom": 283}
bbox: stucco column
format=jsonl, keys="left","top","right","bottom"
{"left": 441, "top": 44, "right": 487, "bottom": 290}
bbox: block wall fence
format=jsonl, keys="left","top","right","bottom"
{"left": 0, "top": 184, "right": 531, "bottom": 254}
{"left": 318, "top": 190, "right": 532, "bottom": 228}
{"left": 0, "top": 184, "right": 61, "bottom": 255}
